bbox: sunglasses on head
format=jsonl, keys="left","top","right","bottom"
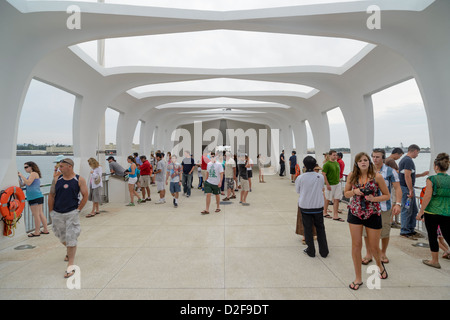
{"left": 60, "top": 160, "right": 72, "bottom": 166}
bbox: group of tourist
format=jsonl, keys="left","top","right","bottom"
{"left": 293, "top": 145, "right": 450, "bottom": 290}
{"left": 16, "top": 144, "right": 450, "bottom": 283}
{"left": 107, "top": 150, "right": 259, "bottom": 212}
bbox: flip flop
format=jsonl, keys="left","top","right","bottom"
{"left": 27, "top": 233, "right": 40, "bottom": 237}
{"left": 349, "top": 282, "right": 363, "bottom": 290}
{"left": 362, "top": 258, "right": 372, "bottom": 265}
{"left": 86, "top": 213, "right": 96, "bottom": 218}
{"left": 201, "top": 210, "right": 210, "bottom": 215}
{"left": 215, "top": 209, "right": 221, "bottom": 212}
{"left": 323, "top": 214, "right": 332, "bottom": 219}
{"left": 333, "top": 217, "right": 345, "bottom": 222}
{"left": 422, "top": 259, "right": 441, "bottom": 269}
{"left": 380, "top": 262, "right": 389, "bottom": 279}
{"left": 40, "top": 230, "right": 50, "bottom": 234}
{"left": 64, "top": 269, "right": 76, "bottom": 279}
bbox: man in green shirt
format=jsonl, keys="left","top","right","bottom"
{"left": 322, "top": 150, "right": 344, "bottom": 221}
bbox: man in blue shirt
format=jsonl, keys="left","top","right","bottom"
{"left": 181, "top": 151, "right": 195, "bottom": 197}
{"left": 289, "top": 151, "right": 297, "bottom": 183}
{"left": 398, "top": 144, "right": 429, "bottom": 239}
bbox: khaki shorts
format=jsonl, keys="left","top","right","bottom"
{"left": 156, "top": 181, "right": 165, "bottom": 192}
{"left": 51, "top": 209, "right": 81, "bottom": 247}
{"left": 140, "top": 175, "right": 151, "bottom": 188}
{"left": 240, "top": 179, "right": 249, "bottom": 191}
{"left": 325, "top": 183, "right": 342, "bottom": 201}
{"left": 201, "top": 170, "right": 208, "bottom": 182}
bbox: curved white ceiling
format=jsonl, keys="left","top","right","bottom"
{"left": 34, "top": 0, "right": 365, "bottom": 11}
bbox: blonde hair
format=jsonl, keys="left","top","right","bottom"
{"left": 88, "top": 157, "right": 99, "bottom": 169}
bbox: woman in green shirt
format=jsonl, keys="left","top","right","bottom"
{"left": 417, "top": 152, "right": 450, "bottom": 269}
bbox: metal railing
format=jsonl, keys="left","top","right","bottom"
{"left": 22, "top": 174, "right": 110, "bottom": 233}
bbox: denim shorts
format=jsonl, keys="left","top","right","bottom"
{"left": 170, "top": 182, "right": 181, "bottom": 194}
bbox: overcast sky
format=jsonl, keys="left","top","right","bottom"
{"left": 18, "top": 0, "right": 430, "bottom": 149}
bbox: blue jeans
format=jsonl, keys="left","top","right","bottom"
{"left": 400, "top": 186, "right": 418, "bottom": 235}
{"left": 182, "top": 173, "right": 193, "bottom": 196}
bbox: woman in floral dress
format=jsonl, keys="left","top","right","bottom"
{"left": 344, "top": 152, "right": 391, "bottom": 290}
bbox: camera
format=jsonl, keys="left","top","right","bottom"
{"left": 359, "top": 188, "right": 372, "bottom": 196}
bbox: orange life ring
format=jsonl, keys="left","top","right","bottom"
{"left": 419, "top": 186, "right": 426, "bottom": 205}
{"left": 0, "top": 186, "right": 26, "bottom": 221}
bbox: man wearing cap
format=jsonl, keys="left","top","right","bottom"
{"left": 48, "top": 158, "right": 88, "bottom": 279}
{"left": 53, "top": 155, "right": 64, "bottom": 178}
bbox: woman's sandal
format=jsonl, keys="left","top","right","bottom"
{"left": 349, "top": 282, "right": 363, "bottom": 290}
{"left": 86, "top": 213, "right": 96, "bottom": 218}
{"left": 201, "top": 210, "right": 210, "bottom": 215}
{"left": 64, "top": 269, "right": 76, "bottom": 279}
{"left": 380, "top": 262, "right": 388, "bottom": 279}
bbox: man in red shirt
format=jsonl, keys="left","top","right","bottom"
{"left": 337, "top": 152, "right": 345, "bottom": 180}
{"left": 139, "top": 155, "right": 152, "bottom": 202}
{"left": 201, "top": 151, "right": 210, "bottom": 191}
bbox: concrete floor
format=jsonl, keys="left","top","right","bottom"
{"left": 0, "top": 172, "right": 449, "bottom": 300}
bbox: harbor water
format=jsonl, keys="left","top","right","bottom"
{"left": 15, "top": 152, "right": 433, "bottom": 191}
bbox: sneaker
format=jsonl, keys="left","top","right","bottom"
{"left": 146, "top": 198, "right": 151, "bottom": 202}
{"left": 140, "top": 199, "right": 146, "bottom": 203}
{"left": 155, "top": 199, "right": 165, "bottom": 204}
{"left": 137, "top": 199, "right": 143, "bottom": 204}
{"left": 126, "top": 202, "right": 135, "bottom": 206}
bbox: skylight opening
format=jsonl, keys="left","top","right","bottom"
{"left": 128, "top": 79, "right": 317, "bottom": 98}
{"left": 75, "top": 31, "right": 369, "bottom": 70}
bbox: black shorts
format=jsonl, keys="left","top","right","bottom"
{"left": 290, "top": 167, "right": 296, "bottom": 175}
{"left": 347, "top": 210, "right": 382, "bottom": 229}
{"left": 247, "top": 170, "right": 253, "bottom": 178}
{"left": 28, "top": 197, "right": 44, "bottom": 206}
